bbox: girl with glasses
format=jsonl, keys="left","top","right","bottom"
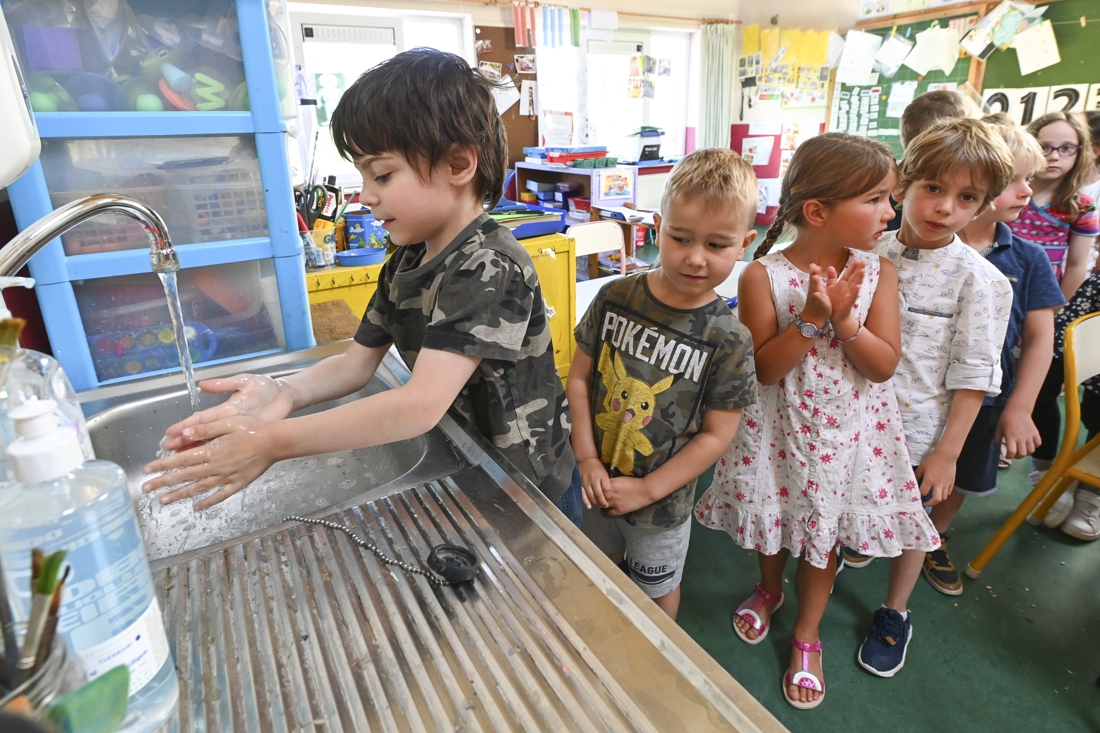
{"left": 1009, "top": 112, "right": 1098, "bottom": 300}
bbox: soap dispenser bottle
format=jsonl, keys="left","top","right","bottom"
{"left": 0, "top": 400, "right": 178, "bottom": 732}
{"left": 0, "top": 277, "right": 94, "bottom": 470}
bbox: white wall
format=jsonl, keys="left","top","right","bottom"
{"left": 738, "top": 0, "right": 859, "bottom": 32}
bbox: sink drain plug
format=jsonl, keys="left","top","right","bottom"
{"left": 285, "top": 515, "right": 479, "bottom": 585}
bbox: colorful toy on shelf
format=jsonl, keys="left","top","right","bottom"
{"left": 88, "top": 322, "right": 217, "bottom": 380}
{"left": 160, "top": 61, "right": 192, "bottom": 93}
{"left": 26, "top": 72, "right": 78, "bottom": 111}
{"left": 21, "top": 25, "right": 81, "bottom": 71}
{"left": 190, "top": 66, "right": 231, "bottom": 111}
{"left": 119, "top": 77, "right": 162, "bottom": 111}
{"left": 60, "top": 72, "right": 125, "bottom": 111}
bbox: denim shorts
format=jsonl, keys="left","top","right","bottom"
{"left": 553, "top": 466, "right": 584, "bottom": 529}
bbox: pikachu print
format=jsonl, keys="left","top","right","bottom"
{"left": 595, "top": 344, "right": 673, "bottom": 475}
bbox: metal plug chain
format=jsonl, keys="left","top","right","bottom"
{"left": 285, "top": 515, "right": 457, "bottom": 586}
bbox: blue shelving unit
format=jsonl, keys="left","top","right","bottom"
{"left": 3, "top": 0, "right": 314, "bottom": 391}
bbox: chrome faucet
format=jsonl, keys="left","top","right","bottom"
{"left": 0, "top": 194, "right": 179, "bottom": 277}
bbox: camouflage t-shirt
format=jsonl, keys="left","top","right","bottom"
{"left": 355, "top": 214, "right": 573, "bottom": 502}
{"left": 575, "top": 273, "right": 757, "bottom": 527}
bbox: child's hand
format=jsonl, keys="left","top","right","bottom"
{"left": 162, "top": 374, "right": 297, "bottom": 452}
{"left": 578, "top": 457, "right": 611, "bottom": 510}
{"left": 997, "top": 407, "right": 1042, "bottom": 459}
{"left": 824, "top": 260, "right": 866, "bottom": 327}
{"left": 142, "top": 415, "right": 277, "bottom": 510}
{"left": 800, "top": 264, "right": 832, "bottom": 328}
{"left": 602, "top": 476, "right": 657, "bottom": 516}
{"left": 915, "top": 450, "right": 956, "bottom": 506}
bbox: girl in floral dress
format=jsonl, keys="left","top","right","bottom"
{"left": 695, "top": 134, "right": 939, "bottom": 710}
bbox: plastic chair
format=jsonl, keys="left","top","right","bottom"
{"left": 966, "top": 312, "right": 1100, "bottom": 579}
{"left": 568, "top": 220, "right": 627, "bottom": 326}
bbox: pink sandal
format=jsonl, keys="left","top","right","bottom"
{"left": 732, "top": 583, "right": 784, "bottom": 645}
{"left": 784, "top": 638, "right": 825, "bottom": 710}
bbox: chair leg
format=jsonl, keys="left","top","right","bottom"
{"left": 1027, "top": 475, "right": 1078, "bottom": 524}
{"left": 966, "top": 471, "right": 1064, "bottom": 579}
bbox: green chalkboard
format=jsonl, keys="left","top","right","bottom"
{"left": 828, "top": 12, "right": 980, "bottom": 157}
{"left": 979, "top": 0, "right": 1100, "bottom": 125}
{"left": 983, "top": 0, "right": 1098, "bottom": 89}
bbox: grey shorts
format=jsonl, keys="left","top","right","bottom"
{"left": 582, "top": 507, "right": 691, "bottom": 598}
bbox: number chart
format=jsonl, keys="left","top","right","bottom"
{"left": 982, "top": 0, "right": 1100, "bottom": 125}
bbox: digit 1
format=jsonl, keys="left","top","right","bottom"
{"left": 985, "top": 92, "right": 1009, "bottom": 113}
{"left": 1052, "top": 88, "right": 1080, "bottom": 112}
{"left": 1019, "top": 91, "right": 1038, "bottom": 124}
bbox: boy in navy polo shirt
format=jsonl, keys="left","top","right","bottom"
{"left": 921, "top": 120, "right": 1066, "bottom": 595}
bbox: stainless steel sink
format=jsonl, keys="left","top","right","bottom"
{"left": 79, "top": 344, "right": 788, "bottom": 733}
{"left": 84, "top": 348, "right": 462, "bottom": 561}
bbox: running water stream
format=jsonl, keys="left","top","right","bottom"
{"left": 158, "top": 271, "right": 201, "bottom": 412}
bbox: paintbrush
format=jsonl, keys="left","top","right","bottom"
{"left": 0, "top": 554, "right": 19, "bottom": 691}
{"left": 32, "top": 565, "right": 68, "bottom": 672}
{"left": 17, "top": 550, "right": 65, "bottom": 683}
{"left": 0, "top": 317, "right": 26, "bottom": 389}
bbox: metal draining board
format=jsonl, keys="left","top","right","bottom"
{"left": 156, "top": 475, "right": 693, "bottom": 732}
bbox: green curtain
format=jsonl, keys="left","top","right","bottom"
{"left": 700, "top": 23, "right": 737, "bottom": 149}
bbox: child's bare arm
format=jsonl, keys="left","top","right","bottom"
{"left": 998, "top": 307, "right": 1056, "bottom": 458}
{"left": 1061, "top": 233, "right": 1093, "bottom": 299}
{"left": 835, "top": 257, "right": 902, "bottom": 383}
{"left": 162, "top": 341, "right": 388, "bottom": 450}
{"left": 566, "top": 348, "right": 611, "bottom": 509}
{"left": 601, "top": 408, "right": 743, "bottom": 516}
{"left": 143, "top": 347, "right": 481, "bottom": 508}
{"left": 740, "top": 262, "right": 827, "bottom": 385}
{"left": 916, "top": 389, "right": 984, "bottom": 505}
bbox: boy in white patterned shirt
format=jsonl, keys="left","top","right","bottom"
{"left": 851, "top": 118, "right": 1015, "bottom": 678}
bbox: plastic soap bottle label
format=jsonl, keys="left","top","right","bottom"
{"left": 79, "top": 598, "right": 170, "bottom": 695}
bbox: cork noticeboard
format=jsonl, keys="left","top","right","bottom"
{"left": 475, "top": 26, "right": 538, "bottom": 167}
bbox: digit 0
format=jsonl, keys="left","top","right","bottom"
{"left": 985, "top": 92, "right": 1009, "bottom": 113}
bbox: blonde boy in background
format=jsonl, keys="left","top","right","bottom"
{"left": 568, "top": 149, "right": 759, "bottom": 619}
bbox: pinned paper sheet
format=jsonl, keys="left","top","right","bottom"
{"left": 902, "top": 26, "right": 960, "bottom": 76}
{"left": 827, "top": 31, "right": 846, "bottom": 69}
{"left": 960, "top": 1, "right": 1045, "bottom": 61}
{"left": 874, "top": 34, "right": 914, "bottom": 78}
{"left": 1013, "top": 19, "right": 1060, "bottom": 76}
{"left": 519, "top": 80, "right": 537, "bottom": 116}
{"left": 741, "top": 136, "right": 775, "bottom": 167}
{"left": 542, "top": 110, "right": 573, "bottom": 146}
{"left": 886, "top": 81, "right": 918, "bottom": 118}
{"left": 492, "top": 78, "right": 520, "bottom": 114}
{"left": 749, "top": 120, "right": 783, "bottom": 136}
{"left": 836, "top": 30, "right": 882, "bottom": 85}
{"left": 743, "top": 24, "right": 761, "bottom": 56}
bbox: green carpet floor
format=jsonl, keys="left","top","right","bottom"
{"left": 679, "top": 459, "right": 1100, "bottom": 732}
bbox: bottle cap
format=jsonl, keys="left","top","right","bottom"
{"left": 8, "top": 398, "right": 85, "bottom": 484}
{"left": 0, "top": 277, "right": 35, "bottom": 320}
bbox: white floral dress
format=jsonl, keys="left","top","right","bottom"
{"left": 695, "top": 249, "right": 940, "bottom": 568}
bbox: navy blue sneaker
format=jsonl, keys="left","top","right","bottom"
{"left": 857, "top": 607, "right": 912, "bottom": 678}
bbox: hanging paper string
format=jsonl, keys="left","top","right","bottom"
{"left": 569, "top": 7, "right": 580, "bottom": 47}
{"left": 556, "top": 6, "right": 565, "bottom": 48}
{"left": 513, "top": 2, "right": 524, "bottom": 47}
{"left": 528, "top": 3, "right": 537, "bottom": 47}
{"left": 542, "top": 4, "right": 549, "bottom": 47}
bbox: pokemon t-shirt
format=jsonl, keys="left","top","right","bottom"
{"left": 575, "top": 273, "right": 757, "bottom": 528}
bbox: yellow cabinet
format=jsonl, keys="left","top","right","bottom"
{"left": 521, "top": 233, "right": 576, "bottom": 386}
{"left": 307, "top": 264, "right": 384, "bottom": 320}
{"left": 305, "top": 234, "right": 576, "bottom": 386}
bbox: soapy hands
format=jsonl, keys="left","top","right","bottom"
{"left": 142, "top": 414, "right": 276, "bottom": 510}
{"left": 161, "top": 374, "right": 298, "bottom": 452}
{"left": 802, "top": 261, "right": 866, "bottom": 336}
{"left": 144, "top": 373, "right": 297, "bottom": 510}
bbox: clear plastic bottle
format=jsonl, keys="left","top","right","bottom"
{"left": 0, "top": 400, "right": 178, "bottom": 732}
{"left": 0, "top": 278, "right": 94, "bottom": 482}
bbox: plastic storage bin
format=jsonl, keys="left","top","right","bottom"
{"left": 1, "top": 0, "right": 249, "bottom": 114}
{"left": 39, "top": 135, "right": 268, "bottom": 253}
{"left": 72, "top": 259, "right": 283, "bottom": 382}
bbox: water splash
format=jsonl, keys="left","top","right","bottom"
{"left": 158, "top": 271, "right": 201, "bottom": 412}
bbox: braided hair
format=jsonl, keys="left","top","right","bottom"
{"left": 753, "top": 133, "right": 897, "bottom": 261}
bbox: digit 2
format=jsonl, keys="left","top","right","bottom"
{"left": 1051, "top": 87, "right": 1081, "bottom": 112}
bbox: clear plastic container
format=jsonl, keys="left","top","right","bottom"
{"left": 0, "top": 403, "right": 178, "bottom": 733}
{"left": 39, "top": 135, "right": 268, "bottom": 254}
{"left": 1, "top": 0, "right": 247, "bottom": 114}
{"left": 72, "top": 259, "right": 283, "bottom": 382}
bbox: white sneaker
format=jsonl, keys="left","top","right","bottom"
{"left": 1025, "top": 471, "right": 1052, "bottom": 525}
{"left": 1028, "top": 470, "right": 1046, "bottom": 488}
{"left": 1061, "top": 488, "right": 1100, "bottom": 541}
{"left": 1042, "top": 486, "right": 1076, "bottom": 528}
